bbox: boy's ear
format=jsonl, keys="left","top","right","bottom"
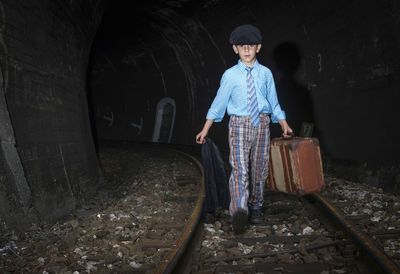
{"left": 232, "top": 45, "right": 239, "bottom": 54}
{"left": 256, "top": 44, "right": 262, "bottom": 53}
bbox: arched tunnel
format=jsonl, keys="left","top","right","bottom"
{"left": 0, "top": 0, "right": 399, "bottom": 232}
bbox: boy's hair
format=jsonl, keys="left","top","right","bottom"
{"left": 229, "top": 24, "right": 262, "bottom": 45}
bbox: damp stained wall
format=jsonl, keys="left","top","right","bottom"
{"left": 0, "top": 0, "right": 104, "bottom": 229}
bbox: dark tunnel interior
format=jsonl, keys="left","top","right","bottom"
{"left": 0, "top": 0, "right": 400, "bottom": 230}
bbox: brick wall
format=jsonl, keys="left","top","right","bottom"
{"left": 0, "top": 0, "right": 104, "bottom": 229}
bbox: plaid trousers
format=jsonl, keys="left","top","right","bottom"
{"left": 228, "top": 114, "right": 271, "bottom": 215}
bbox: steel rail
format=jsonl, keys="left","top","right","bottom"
{"left": 310, "top": 193, "right": 400, "bottom": 274}
{"left": 155, "top": 149, "right": 205, "bottom": 274}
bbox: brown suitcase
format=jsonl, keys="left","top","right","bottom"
{"left": 267, "top": 137, "right": 325, "bottom": 195}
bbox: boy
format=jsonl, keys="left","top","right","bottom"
{"left": 196, "top": 24, "right": 293, "bottom": 233}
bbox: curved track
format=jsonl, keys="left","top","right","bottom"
{"left": 164, "top": 147, "right": 400, "bottom": 274}
{"left": 155, "top": 149, "right": 205, "bottom": 273}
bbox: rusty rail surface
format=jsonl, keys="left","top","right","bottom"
{"left": 310, "top": 193, "right": 400, "bottom": 274}
{"left": 155, "top": 149, "right": 205, "bottom": 274}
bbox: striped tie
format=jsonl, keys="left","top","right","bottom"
{"left": 246, "top": 67, "right": 260, "bottom": 127}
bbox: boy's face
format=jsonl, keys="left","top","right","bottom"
{"left": 233, "top": 44, "right": 262, "bottom": 66}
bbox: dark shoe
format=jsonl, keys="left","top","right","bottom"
{"left": 249, "top": 209, "right": 264, "bottom": 224}
{"left": 232, "top": 209, "right": 248, "bottom": 234}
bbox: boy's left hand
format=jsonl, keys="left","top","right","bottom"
{"left": 278, "top": 119, "right": 293, "bottom": 138}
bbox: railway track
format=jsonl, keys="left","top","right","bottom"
{"left": 1, "top": 143, "right": 399, "bottom": 273}
{"left": 159, "top": 147, "right": 400, "bottom": 274}
{"left": 155, "top": 149, "right": 205, "bottom": 274}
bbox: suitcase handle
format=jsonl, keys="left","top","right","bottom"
{"left": 282, "top": 131, "right": 295, "bottom": 139}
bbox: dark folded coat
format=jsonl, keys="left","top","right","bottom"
{"left": 201, "top": 137, "right": 230, "bottom": 213}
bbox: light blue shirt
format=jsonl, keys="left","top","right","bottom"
{"left": 206, "top": 59, "right": 286, "bottom": 123}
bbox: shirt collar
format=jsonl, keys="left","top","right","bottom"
{"left": 238, "top": 59, "right": 259, "bottom": 73}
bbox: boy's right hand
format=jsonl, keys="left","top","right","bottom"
{"left": 196, "top": 119, "right": 214, "bottom": 144}
{"left": 196, "top": 131, "right": 207, "bottom": 144}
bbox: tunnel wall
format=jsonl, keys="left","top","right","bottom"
{"left": 91, "top": 0, "right": 399, "bottom": 189}
{"left": 0, "top": 0, "right": 104, "bottom": 229}
{"left": 91, "top": 0, "right": 400, "bottom": 159}
{"left": 254, "top": 0, "right": 400, "bottom": 187}
{"left": 90, "top": 1, "right": 223, "bottom": 145}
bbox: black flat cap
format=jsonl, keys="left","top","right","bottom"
{"left": 229, "top": 24, "right": 262, "bottom": 45}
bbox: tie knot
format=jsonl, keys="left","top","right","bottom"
{"left": 246, "top": 66, "right": 253, "bottom": 73}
